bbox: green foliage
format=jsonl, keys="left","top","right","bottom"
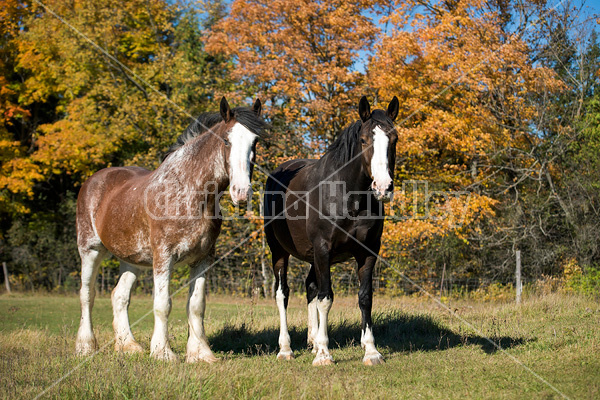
{"left": 565, "top": 264, "right": 600, "bottom": 296}
{"left": 6, "top": 192, "right": 79, "bottom": 291}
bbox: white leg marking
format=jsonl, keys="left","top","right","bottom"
{"left": 276, "top": 275, "right": 293, "bottom": 360}
{"left": 186, "top": 264, "right": 218, "bottom": 363}
{"left": 75, "top": 249, "right": 104, "bottom": 356}
{"left": 312, "top": 297, "right": 334, "bottom": 366}
{"left": 307, "top": 297, "right": 318, "bottom": 353}
{"left": 371, "top": 126, "right": 392, "bottom": 195}
{"left": 112, "top": 263, "right": 143, "bottom": 353}
{"left": 361, "top": 324, "right": 384, "bottom": 366}
{"left": 150, "top": 268, "right": 177, "bottom": 361}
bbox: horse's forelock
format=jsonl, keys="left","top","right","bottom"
{"left": 368, "top": 109, "right": 396, "bottom": 133}
{"left": 231, "top": 107, "right": 269, "bottom": 138}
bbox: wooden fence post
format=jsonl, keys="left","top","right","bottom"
{"left": 439, "top": 262, "right": 446, "bottom": 299}
{"left": 3, "top": 262, "right": 10, "bottom": 293}
{"left": 516, "top": 250, "right": 522, "bottom": 304}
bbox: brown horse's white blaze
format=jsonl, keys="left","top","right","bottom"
{"left": 74, "top": 97, "right": 266, "bottom": 362}
{"left": 228, "top": 123, "right": 257, "bottom": 205}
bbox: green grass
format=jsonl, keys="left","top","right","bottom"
{"left": 1, "top": 292, "right": 599, "bottom": 399}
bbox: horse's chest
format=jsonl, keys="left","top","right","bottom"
{"left": 170, "top": 221, "right": 221, "bottom": 265}
{"left": 332, "top": 219, "right": 383, "bottom": 250}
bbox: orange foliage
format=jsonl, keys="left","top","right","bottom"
{"left": 370, "top": 0, "right": 563, "bottom": 256}
{"left": 207, "top": 0, "right": 382, "bottom": 144}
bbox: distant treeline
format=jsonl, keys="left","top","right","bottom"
{"left": 0, "top": 0, "right": 599, "bottom": 292}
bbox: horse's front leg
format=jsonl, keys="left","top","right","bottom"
{"left": 150, "top": 257, "right": 177, "bottom": 361}
{"left": 312, "top": 242, "right": 334, "bottom": 366}
{"left": 186, "top": 258, "right": 218, "bottom": 363}
{"left": 356, "top": 253, "right": 384, "bottom": 365}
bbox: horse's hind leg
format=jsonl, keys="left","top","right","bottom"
{"left": 75, "top": 247, "right": 108, "bottom": 355}
{"left": 356, "top": 253, "right": 384, "bottom": 366}
{"left": 186, "top": 257, "right": 218, "bottom": 363}
{"left": 112, "top": 261, "right": 143, "bottom": 354}
{"left": 306, "top": 264, "right": 319, "bottom": 353}
{"left": 272, "top": 249, "right": 293, "bottom": 360}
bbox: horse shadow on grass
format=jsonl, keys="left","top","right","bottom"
{"left": 208, "top": 309, "right": 530, "bottom": 357}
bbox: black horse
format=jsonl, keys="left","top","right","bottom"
{"left": 264, "top": 96, "right": 399, "bottom": 365}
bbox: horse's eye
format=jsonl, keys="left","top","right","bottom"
{"left": 223, "top": 139, "right": 230, "bottom": 146}
{"left": 360, "top": 138, "right": 366, "bottom": 144}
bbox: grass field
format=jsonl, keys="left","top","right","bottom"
{"left": 1, "top": 291, "right": 599, "bottom": 399}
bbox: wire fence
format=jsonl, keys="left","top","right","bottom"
{"left": 0, "top": 258, "right": 542, "bottom": 299}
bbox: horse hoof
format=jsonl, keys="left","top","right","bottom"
{"left": 277, "top": 351, "right": 294, "bottom": 360}
{"left": 186, "top": 353, "right": 219, "bottom": 364}
{"left": 363, "top": 354, "right": 385, "bottom": 366}
{"left": 312, "top": 355, "right": 334, "bottom": 366}
{"left": 75, "top": 339, "right": 98, "bottom": 356}
{"left": 116, "top": 340, "right": 144, "bottom": 354}
{"left": 151, "top": 348, "right": 179, "bottom": 362}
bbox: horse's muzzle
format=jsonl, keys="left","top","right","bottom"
{"left": 373, "top": 190, "right": 393, "bottom": 203}
{"left": 372, "top": 183, "right": 394, "bottom": 203}
{"left": 230, "top": 185, "right": 252, "bottom": 206}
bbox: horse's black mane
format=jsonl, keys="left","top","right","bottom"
{"left": 163, "top": 107, "right": 268, "bottom": 160}
{"left": 323, "top": 109, "right": 392, "bottom": 167}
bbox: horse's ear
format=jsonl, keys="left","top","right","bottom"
{"left": 220, "top": 96, "right": 232, "bottom": 122}
{"left": 253, "top": 98, "right": 262, "bottom": 116}
{"left": 387, "top": 96, "right": 399, "bottom": 122}
{"left": 358, "top": 96, "right": 371, "bottom": 122}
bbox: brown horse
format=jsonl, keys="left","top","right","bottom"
{"left": 264, "top": 96, "right": 399, "bottom": 365}
{"left": 75, "top": 97, "right": 267, "bottom": 362}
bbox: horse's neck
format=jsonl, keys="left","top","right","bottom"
{"left": 318, "top": 148, "right": 371, "bottom": 191}
{"left": 157, "top": 135, "right": 229, "bottom": 191}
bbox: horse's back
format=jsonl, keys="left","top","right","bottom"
{"left": 264, "top": 158, "right": 315, "bottom": 218}
{"left": 264, "top": 159, "right": 317, "bottom": 261}
{"left": 77, "top": 166, "right": 152, "bottom": 249}
{"left": 78, "top": 166, "right": 151, "bottom": 209}
{"left": 266, "top": 159, "right": 315, "bottom": 189}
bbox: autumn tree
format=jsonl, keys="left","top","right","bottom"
{"left": 0, "top": 0, "right": 35, "bottom": 216}
{"left": 1, "top": 0, "right": 235, "bottom": 289}
{"left": 368, "top": 0, "right": 563, "bottom": 282}
{"left": 207, "top": 0, "right": 385, "bottom": 152}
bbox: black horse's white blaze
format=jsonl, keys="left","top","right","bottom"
{"left": 371, "top": 126, "right": 392, "bottom": 198}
